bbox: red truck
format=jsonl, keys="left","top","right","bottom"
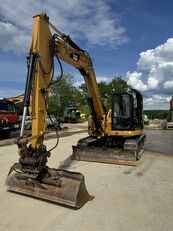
{"left": 0, "top": 98, "right": 20, "bottom": 138}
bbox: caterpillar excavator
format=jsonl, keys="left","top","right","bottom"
{"left": 6, "top": 13, "right": 145, "bottom": 208}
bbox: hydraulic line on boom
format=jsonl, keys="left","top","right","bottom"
{"left": 5, "top": 13, "right": 91, "bottom": 209}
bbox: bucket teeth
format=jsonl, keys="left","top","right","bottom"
{"left": 6, "top": 166, "right": 92, "bottom": 209}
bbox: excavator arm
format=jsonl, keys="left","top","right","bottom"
{"left": 20, "top": 13, "right": 105, "bottom": 149}
{"left": 55, "top": 37, "right": 105, "bottom": 116}
{"left": 5, "top": 13, "right": 91, "bottom": 209}
{"left": 22, "top": 14, "right": 52, "bottom": 149}
{"left": 54, "top": 28, "right": 106, "bottom": 135}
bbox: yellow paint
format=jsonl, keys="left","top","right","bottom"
{"left": 30, "top": 14, "right": 52, "bottom": 149}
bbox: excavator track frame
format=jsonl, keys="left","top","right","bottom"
{"left": 72, "top": 134, "right": 146, "bottom": 166}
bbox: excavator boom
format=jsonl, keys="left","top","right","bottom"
{"left": 5, "top": 13, "right": 91, "bottom": 208}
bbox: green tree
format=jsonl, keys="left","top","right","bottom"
{"left": 78, "top": 76, "right": 129, "bottom": 111}
{"left": 78, "top": 83, "right": 88, "bottom": 104}
{"left": 108, "top": 76, "right": 128, "bottom": 91}
{"left": 105, "top": 76, "right": 128, "bottom": 109}
{"left": 48, "top": 73, "right": 129, "bottom": 116}
{"left": 144, "top": 110, "right": 169, "bottom": 120}
{"left": 48, "top": 73, "right": 80, "bottom": 116}
{"left": 98, "top": 81, "right": 110, "bottom": 99}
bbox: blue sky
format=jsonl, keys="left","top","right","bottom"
{"left": 0, "top": 0, "right": 173, "bottom": 109}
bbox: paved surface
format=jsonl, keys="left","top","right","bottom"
{"left": 0, "top": 132, "right": 173, "bottom": 231}
{"left": 0, "top": 123, "right": 87, "bottom": 147}
{"left": 1, "top": 122, "right": 173, "bottom": 157}
{"left": 144, "top": 129, "right": 173, "bottom": 155}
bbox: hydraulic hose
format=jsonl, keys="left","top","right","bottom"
{"left": 20, "top": 53, "right": 37, "bottom": 137}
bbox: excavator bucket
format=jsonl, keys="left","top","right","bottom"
{"left": 6, "top": 165, "right": 91, "bottom": 209}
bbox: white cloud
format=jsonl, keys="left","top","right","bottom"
{"left": 74, "top": 75, "right": 112, "bottom": 87}
{"left": 143, "top": 95, "right": 171, "bottom": 110}
{"left": 126, "top": 38, "right": 173, "bottom": 93}
{"left": 144, "top": 95, "right": 171, "bottom": 105}
{"left": 126, "top": 71, "right": 148, "bottom": 91}
{"left": 74, "top": 80, "right": 85, "bottom": 87}
{"left": 96, "top": 76, "right": 111, "bottom": 83}
{"left": 0, "top": 21, "right": 30, "bottom": 54}
{"left": 0, "top": 89, "right": 23, "bottom": 98}
{"left": 147, "top": 77, "right": 159, "bottom": 89}
{"left": 164, "top": 80, "right": 173, "bottom": 88}
{"left": 0, "top": 0, "right": 128, "bottom": 54}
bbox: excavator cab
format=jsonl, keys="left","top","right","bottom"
{"left": 72, "top": 88, "right": 146, "bottom": 166}
{"left": 112, "top": 88, "right": 143, "bottom": 131}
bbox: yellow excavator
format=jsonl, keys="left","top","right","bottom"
{"left": 6, "top": 13, "right": 145, "bottom": 208}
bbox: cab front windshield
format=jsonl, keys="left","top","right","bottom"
{"left": 112, "top": 94, "right": 131, "bottom": 130}
{"left": 0, "top": 101, "right": 16, "bottom": 113}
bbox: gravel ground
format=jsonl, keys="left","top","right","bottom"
{"left": 0, "top": 131, "right": 173, "bottom": 231}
